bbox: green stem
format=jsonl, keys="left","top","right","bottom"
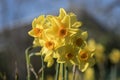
{"left": 65, "top": 66, "right": 68, "bottom": 80}
{"left": 62, "top": 63, "right": 65, "bottom": 80}
{"left": 41, "top": 56, "right": 45, "bottom": 80}
{"left": 15, "top": 62, "right": 18, "bottom": 80}
{"left": 110, "top": 64, "right": 117, "bottom": 80}
{"left": 72, "top": 65, "right": 76, "bottom": 80}
{"left": 25, "top": 46, "right": 33, "bottom": 80}
{"left": 55, "top": 63, "right": 60, "bottom": 80}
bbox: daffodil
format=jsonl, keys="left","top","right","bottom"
{"left": 28, "top": 15, "right": 46, "bottom": 38}
{"left": 46, "top": 15, "right": 74, "bottom": 39}
{"left": 56, "top": 45, "right": 78, "bottom": 65}
{"left": 88, "top": 39, "right": 105, "bottom": 63}
{"left": 40, "top": 44, "right": 56, "bottom": 67}
{"left": 109, "top": 49, "right": 120, "bottom": 64}
{"left": 40, "top": 40, "right": 55, "bottom": 55}
{"left": 58, "top": 8, "right": 82, "bottom": 28}
{"left": 77, "top": 46, "right": 95, "bottom": 72}
{"left": 44, "top": 51, "right": 55, "bottom": 67}
{"left": 45, "top": 8, "right": 83, "bottom": 47}
{"left": 71, "top": 31, "right": 88, "bottom": 48}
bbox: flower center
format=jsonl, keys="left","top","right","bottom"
{"left": 79, "top": 51, "right": 88, "bottom": 61}
{"left": 45, "top": 41, "right": 55, "bottom": 50}
{"left": 33, "top": 28, "right": 43, "bottom": 37}
{"left": 65, "top": 53, "right": 73, "bottom": 60}
{"left": 58, "top": 27, "right": 67, "bottom": 38}
{"left": 76, "top": 38, "right": 83, "bottom": 46}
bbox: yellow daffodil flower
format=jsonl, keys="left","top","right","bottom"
{"left": 44, "top": 51, "right": 54, "bottom": 67}
{"left": 88, "top": 39, "right": 105, "bottom": 63}
{"left": 77, "top": 46, "right": 95, "bottom": 72}
{"left": 109, "top": 49, "right": 120, "bottom": 64}
{"left": 44, "top": 8, "right": 83, "bottom": 48}
{"left": 58, "top": 8, "right": 82, "bottom": 28}
{"left": 56, "top": 45, "right": 78, "bottom": 65}
{"left": 71, "top": 31, "right": 88, "bottom": 48}
{"left": 28, "top": 15, "right": 46, "bottom": 38}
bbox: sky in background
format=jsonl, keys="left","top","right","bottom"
{"left": 0, "top": 0, "right": 120, "bottom": 34}
{"left": 0, "top": 0, "right": 69, "bottom": 30}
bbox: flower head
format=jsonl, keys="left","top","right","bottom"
{"left": 109, "top": 49, "right": 120, "bottom": 64}
{"left": 71, "top": 31, "right": 88, "bottom": 48}
{"left": 56, "top": 45, "right": 78, "bottom": 65}
{"left": 28, "top": 15, "right": 45, "bottom": 38}
{"left": 77, "top": 46, "right": 95, "bottom": 72}
{"left": 88, "top": 39, "right": 105, "bottom": 63}
{"left": 28, "top": 8, "right": 95, "bottom": 69}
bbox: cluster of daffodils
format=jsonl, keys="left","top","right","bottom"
{"left": 28, "top": 8, "right": 95, "bottom": 72}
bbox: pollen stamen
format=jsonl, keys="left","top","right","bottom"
{"left": 79, "top": 51, "right": 89, "bottom": 61}
{"left": 58, "top": 27, "right": 67, "bottom": 38}
{"left": 76, "top": 38, "right": 83, "bottom": 46}
{"left": 45, "top": 41, "right": 55, "bottom": 50}
{"left": 65, "top": 53, "right": 73, "bottom": 60}
{"left": 33, "top": 28, "right": 43, "bottom": 37}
